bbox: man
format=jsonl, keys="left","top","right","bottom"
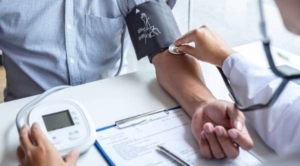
{"left": 0, "top": 0, "right": 176, "bottom": 102}
{"left": 13, "top": 0, "right": 253, "bottom": 165}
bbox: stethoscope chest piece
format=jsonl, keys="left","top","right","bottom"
{"left": 168, "top": 44, "right": 181, "bottom": 55}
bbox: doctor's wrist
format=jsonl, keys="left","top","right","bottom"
{"left": 216, "top": 50, "right": 236, "bottom": 67}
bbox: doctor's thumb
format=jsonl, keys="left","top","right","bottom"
{"left": 65, "top": 149, "right": 80, "bottom": 165}
{"left": 178, "top": 45, "right": 195, "bottom": 57}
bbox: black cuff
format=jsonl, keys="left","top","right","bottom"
{"left": 148, "top": 48, "right": 167, "bottom": 63}
{"left": 125, "top": 0, "right": 181, "bottom": 62}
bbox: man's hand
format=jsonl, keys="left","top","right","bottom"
{"left": 192, "top": 100, "right": 253, "bottom": 159}
{"left": 17, "top": 123, "right": 79, "bottom": 166}
{"left": 174, "top": 25, "right": 236, "bottom": 67}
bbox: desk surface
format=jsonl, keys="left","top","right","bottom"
{"left": 0, "top": 42, "right": 278, "bottom": 165}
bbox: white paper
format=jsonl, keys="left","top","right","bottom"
{"left": 97, "top": 109, "right": 261, "bottom": 166}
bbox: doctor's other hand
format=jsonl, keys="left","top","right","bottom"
{"left": 192, "top": 100, "right": 253, "bottom": 159}
{"left": 17, "top": 123, "right": 79, "bottom": 166}
{"left": 174, "top": 25, "right": 236, "bottom": 67}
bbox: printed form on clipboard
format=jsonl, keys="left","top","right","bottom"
{"left": 95, "top": 107, "right": 262, "bottom": 166}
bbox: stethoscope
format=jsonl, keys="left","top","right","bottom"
{"left": 218, "top": 0, "right": 300, "bottom": 111}
{"left": 168, "top": 0, "right": 297, "bottom": 111}
{"left": 114, "top": 24, "right": 127, "bottom": 77}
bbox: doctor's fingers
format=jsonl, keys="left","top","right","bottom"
{"left": 30, "top": 123, "right": 49, "bottom": 147}
{"left": 203, "top": 123, "right": 226, "bottom": 159}
{"left": 177, "top": 45, "right": 196, "bottom": 56}
{"left": 20, "top": 125, "right": 34, "bottom": 150}
{"left": 174, "top": 29, "right": 198, "bottom": 46}
{"left": 175, "top": 29, "right": 206, "bottom": 56}
{"left": 174, "top": 25, "right": 214, "bottom": 46}
{"left": 215, "top": 126, "right": 239, "bottom": 159}
{"left": 228, "top": 128, "right": 254, "bottom": 151}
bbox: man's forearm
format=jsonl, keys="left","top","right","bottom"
{"left": 152, "top": 51, "right": 215, "bottom": 117}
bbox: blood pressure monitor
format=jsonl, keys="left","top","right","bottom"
{"left": 16, "top": 86, "right": 96, "bottom": 157}
{"left": 30, "top": 100, "right": 95, "bottom": 156}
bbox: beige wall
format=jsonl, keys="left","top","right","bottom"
{"left": 0, "top": 49, "right": 4, "bottom": 102}
{"left": 0, "top": 67, "right": 5, "bottom": 103}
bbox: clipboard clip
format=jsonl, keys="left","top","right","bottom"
{"left": 115, "top": 109, "right": 170, "bottom": 129}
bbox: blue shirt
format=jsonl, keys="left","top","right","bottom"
{"left": 0, "top": 0, "right": 150, "bottom": 101}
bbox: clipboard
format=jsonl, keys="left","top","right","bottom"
{"left": 94, "top": 106, "right": 181, "bottom": 166}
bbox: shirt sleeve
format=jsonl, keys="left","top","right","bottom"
{"left": 118, "top": 0, "right": 170, "bottom": 16}
{"left": 117, "top": 0, "right": 152, "bottom": 16}
{"left": 222, "top": 53, "right": 300, "bottom": 155}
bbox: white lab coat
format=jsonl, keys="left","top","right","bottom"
{"left": 222, "top": 53, "right": 300, "bottom": 156}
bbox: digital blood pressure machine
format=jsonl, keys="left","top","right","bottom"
{"left": 16, "top": 86, "right": 96, "bottom": 157}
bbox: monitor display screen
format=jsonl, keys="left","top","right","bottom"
{"left": 42, "top": 110, "right": 74, "bottom": 131}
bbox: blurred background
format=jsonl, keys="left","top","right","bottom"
{"left": 0, "top": 49, "right": 4, "bottom": 102}
{"left": 0, "top": 0, "right": 299, "bottom": 102}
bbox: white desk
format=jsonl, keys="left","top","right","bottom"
{"left": 0, "top": 42, "right": 277, "bottom": 165}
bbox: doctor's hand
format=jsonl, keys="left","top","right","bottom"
{"left": 192, "top": 100, "right": 253, "bottom": 159}
{"left": 17, "top": 123, "right": 79, "bottom": 166}
{"left": 174, "top": 25, "right": 236, "bottom": 67}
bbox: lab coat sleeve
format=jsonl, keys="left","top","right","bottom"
{"left": 222, "top": 53, "right": 300, "bottom": 155}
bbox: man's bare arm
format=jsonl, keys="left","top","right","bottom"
{"left": 152, "top": 50, "right": 215, "bottom": 117}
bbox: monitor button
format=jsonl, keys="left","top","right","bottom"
{"left": 70, "top": 111, "right": 77, "bottom": 115}
{"left": 50, "top": 136, "right": 61, "bottom": 145}
{"left": 69, "top": 134, "right": 80, "bottom": 140}
{"left": 69, "top": 130, "right": 81, "bottom": 140}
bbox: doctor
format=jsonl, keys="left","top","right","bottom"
{"left": 171, "top": 0, "right": 300, "bottom": 159}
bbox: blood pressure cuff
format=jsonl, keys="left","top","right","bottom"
{"left": 125, "top": 0, "right": 181, "bottom": 62}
